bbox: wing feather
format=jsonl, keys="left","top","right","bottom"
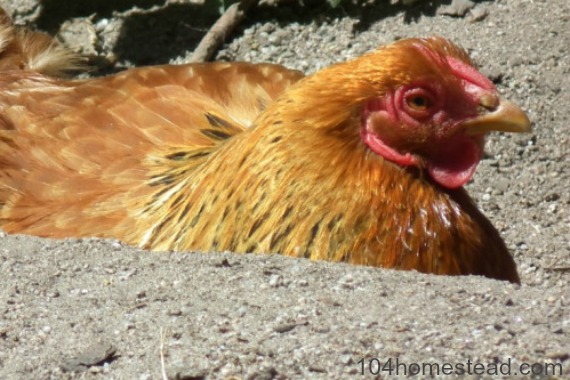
{"left": 0, "top": 62, "right": 304, "bottom": 239}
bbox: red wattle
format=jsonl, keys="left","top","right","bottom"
{"left": 427, "top": 136, "right": 482, "bottom": 189}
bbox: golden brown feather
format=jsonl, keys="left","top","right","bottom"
{"left": 0, "top": 9, "right": 81, "bottom": 76}
{"left": 0, "top": 13, "right": 529, "bottom": 283}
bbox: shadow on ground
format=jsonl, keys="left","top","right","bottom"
{"left": 30, "top": 0, "right": 491, "bottom": 65}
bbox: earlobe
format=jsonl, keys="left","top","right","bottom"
{"left": 360, "top": 113, "right": 418, "bottom": 167}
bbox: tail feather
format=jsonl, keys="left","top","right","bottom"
{"left": 0, "top": 8, "right": 82, "bottom": 76}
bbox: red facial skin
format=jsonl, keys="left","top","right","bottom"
{"left": 361, "top": 53, "right": 498, "bottom": 189}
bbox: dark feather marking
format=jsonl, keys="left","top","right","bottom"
{"left": 190, "top": 203, "right": 206, "bottom": 227}
{"left": 141, "top": 203, "right": 154, "bottom": 215}
{"left": 305, "top": 221, "right": 321, "bottom": 255}
{"left": 269, "top": 224, "right": 293, "bottom": 251}
{"left": 201, "top": 129, "right": 232, "bottom": 140}
{"left": 257, "top": 97, "right": 268, "bottom": 111}
{"left": 215, "top": 212, "right": 225, "bottom": 233}
{"left": 159, "top": 176, "right": 174, "bottom": 186}
{"left": 221, "top": 207, "right": 229, "bottom": 222}
{"left": 178, "top": 202, "right": 192, "bottom": 223}
{"left": 166, "top": 151, "right": 188, "bottom": 161}
{"left": 354, "top": 214, "right": 367, "bottom": 233}
{"left": 189, "top": 213, "right": 201, "bottom": 228}
{"left": 152, "top": 214, "right": 174, "bottom": 240}
{"left": 170, "top": 193, "right": 184, "bottom": 209}
{"left": 205, "top": 113, "right": 233, "bottom": 129}
{"left": 270, "top": 136, "right": 282, "bottom": 143}
{"left": 152, "top": 185, "right": 173, "bottom": 202}
{"left": 171, "top": 224, "right": 186, "bottom": 247}
{"left": 252, "top": 192, "right": 267, "bottom": 212}
{"left": 248, "top": 209, "right": 272, "bottom": 237}
{"left": 246, "top": 243, "right": 257, "bottom": 253}
{"left": 337, "top": 251, "right": 349, "bottom": 262}
{"left": 327, "top": 214, "right": 342, "bottom": 231}
{"left": 282, "top": 206, "right": 293, "bottom": 220}
{"left": 273, "top": 120, "right": 283, "bottom": 125}
{"left": 187, "top": 151, "right": 210, "bottom": 159}
{"left": 228, "top": 235, "right": 237, "bottom": 252}
{"left": 248, "top": 218, "right": 264, "bottom": 238}
{"left": 149, "top": 175, "right": 175, "bottom": 186}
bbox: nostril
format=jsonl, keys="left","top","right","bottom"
{"left": 479, "top": 93, "right": 499, "bottom": 111}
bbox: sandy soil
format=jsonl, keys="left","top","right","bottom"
{"left": 0, "top": 0, "right": 568, "bottom": 379}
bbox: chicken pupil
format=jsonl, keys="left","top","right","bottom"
{"left": 410, "top": 96, "right": 428, "bottom": 108}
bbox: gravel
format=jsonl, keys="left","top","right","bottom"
{"left": 0, "top": 0, "right": 568, "bottom": 379}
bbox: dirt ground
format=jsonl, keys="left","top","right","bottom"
{"left": 0, "top": 0, "right": 568, "bottom": 379}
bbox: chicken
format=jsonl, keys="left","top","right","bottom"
{"left": 0, "top": 14, "right": 531, "bottom": 283}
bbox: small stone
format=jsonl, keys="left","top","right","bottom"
{"left": 437, "top": 0, "right": 475, "bottom": 17}
{"left": 268, "top": 274, "right": 281, "bottom": 287}
{"left": 247, "top": 367, "right": 278, "bottom": 380}
{"left": 550, "top": 324, "right": 564, "bottom": 334}
{"left": 546, "top": 351, "right": 569, "bottom": 361}
{"left": 167, "top": 309, "right": 183, "bottom": 316}
{"left": 95, "top": 18, "right": 109, "bottom": 32}
{"left": 468, "top": 7, "right": 489, "bottom": 22}
{"left": 308, "top": 365, "right": 326, "bottom": 373}
{"left": 167, "top": 366, "right": 207, "bottom": 380}
{"left": 58, "top": 18, "right": 99, "bottom": 56}
{"left": 273, "top": 323, "right": 297, "bottom": 333}
{"left": 495, "top": 178, "right": 510, "bottom": 193}
{"left": 61, "top": 342, "right": 117, "bottom": 372}
{"left": 339, "top": 354, "right": 353, "bottom": 365}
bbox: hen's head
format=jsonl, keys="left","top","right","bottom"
{"left": 311, "top": 37, "right": 531, "bottom": 189}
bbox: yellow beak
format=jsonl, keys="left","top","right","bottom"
{"left": 463, "top": 100, "right": 532, "bottom": 135}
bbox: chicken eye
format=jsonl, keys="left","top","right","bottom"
{"left": 408, "top": 95, "right": 431, "bottom": 110}
{"left": 402, "top": 88, "right": 437, "bottom": 118}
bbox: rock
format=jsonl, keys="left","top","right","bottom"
{"left": 437, "top": 0, "right": 476, "bottom": 17}
{"left": 61, "top": 342, "right": 117, "bottom": 372}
